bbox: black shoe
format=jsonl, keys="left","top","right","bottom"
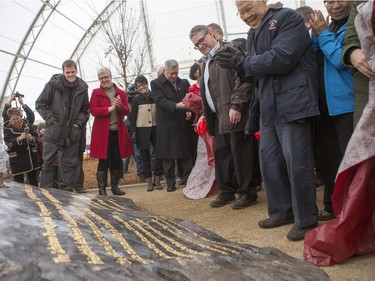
{"left": 230, "top": 194, "right": 258, "bottom": 210}
{"left": 258, "top": 217, "right": 294, "bottom": 229}
{"left": 209, "top": 196, "right": 235, "bottom": 208}
{"left": 287, "top": 223, "right": 318, "bottom": 241}
{"left": 167, "top": 186, "right": 176, "bottom": 192}
{"left": 111, "top": 186, "right": 125, "bottom": 196}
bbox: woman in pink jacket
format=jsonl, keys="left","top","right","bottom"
{"left": 90, "top": 67, "right": 132, "bottom": 195}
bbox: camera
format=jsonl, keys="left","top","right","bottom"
{"left": 127, "top": 83, "right": 139, "bottom": 103}
{"left": 13, "top": 91, "right": 25, "bottom": 100}
{"left": 24, "top": 127, "right": 30, "bottom": 134}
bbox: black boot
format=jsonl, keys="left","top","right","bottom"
{"left": 153, "top": 175, "right": 163, "bottom": 190}
{"left": 166, "top": 177, "right": 176, "bottom": 192}
{"left": 110, "top": 170, "right": 125, "bottom": 195}
{"left": 146, "top": 177, "right": 154, "bottom": 192}
{"left": 97, "top": 171, "right": 107, "bottom": 196}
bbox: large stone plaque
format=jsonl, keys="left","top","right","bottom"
{"left": 0, "top": 183, "right": 330, "bottom": 281}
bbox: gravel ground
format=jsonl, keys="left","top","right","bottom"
{"left": 83, "top": 158, "right": 375, "bottom": 281}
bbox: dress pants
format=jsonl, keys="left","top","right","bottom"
{"left": 162, "top": 158, "right": 192, "bottom": 188}
{"left": 214, "top": 128, "right": 261, "bottom": 200}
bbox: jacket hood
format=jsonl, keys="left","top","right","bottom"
{"left": 48, "top": 73, "right": 88, "bottom": 92}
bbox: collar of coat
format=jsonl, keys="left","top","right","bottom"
{"left": 96, "top": 83, "right": 121, "bottom": 97}
{"left": 159, "top": 73, "right": 182, "bottom": 86}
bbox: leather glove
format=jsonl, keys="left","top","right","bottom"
{"left": 131, "top": 132, "right": 137, "bottom": 144}
{"left": 216, "top": 46, "right": 245, "bottom": 77}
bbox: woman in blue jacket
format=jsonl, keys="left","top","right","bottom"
{"left": 310, "top": 1, "right": 354, "bottom": 220}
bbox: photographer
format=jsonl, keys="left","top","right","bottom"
{"left": 3, "top": 107, "right": 39, "bottom": 186}
{"left": 2, "top": 92, "right": 35, "bottom": 125}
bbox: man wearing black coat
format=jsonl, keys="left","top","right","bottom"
{"left": 150, "top": 59, "right": 194, "bottom": 192}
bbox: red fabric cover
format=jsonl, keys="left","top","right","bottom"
{"left": 195, "top": 118, "right": 207, "bottom": 136}
{"left": 188, "top": 83, "right": 200, "bottom": 94}
{"left": 182, "top": 93, "right": 202, "bottom": 124}
{"left": 200, "top": 132, "right": 215, "bottom": 168}
{"left": 254, "top": 130, "right": 260, "bottom": 141}
{"left": 194, "top": 119, "right": 214, "bottom": 167}
{"left": 304, "top": 157, "right": 375, "bottom": 266}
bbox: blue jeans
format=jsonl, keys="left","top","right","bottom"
{"left": 259, "top": 119, "right": 317, "bottom": 228}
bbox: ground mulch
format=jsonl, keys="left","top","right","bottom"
{"left": 82, "top": 156, "right": 143, "bottom": 189}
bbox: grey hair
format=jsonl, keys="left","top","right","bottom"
{"left": 207, "top": 23, "right": 223, "bottom": 35}
{"left": 97, "top": 67, "right": 112, "bottom": 78}
{"left": 295, "top": 6, "right": 314, "bottom": 22}
{"left": 164, "top": 59, "right": 179, "bottom": 69}
{"left": 189, "top": 25, "right": 208, "bottom": 39}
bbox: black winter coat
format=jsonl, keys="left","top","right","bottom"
{"left": 35, "top": 74, "right": 90, "bottom": 146}
{"left": 150, "top": 74, "right": 193, "bottom": 159}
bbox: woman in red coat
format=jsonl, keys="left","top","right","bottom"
{"left": 90, "top": 67, "right": 132, "bottom": 195}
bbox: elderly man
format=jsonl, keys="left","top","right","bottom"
{"left": 189, "top": 24, "right": 261, "bottom": 209}
{"left": 217, "top": 1, "right": 319, "bottom": 241}
{"left": 150, "top": 59, "right": 194, "bottom": 192}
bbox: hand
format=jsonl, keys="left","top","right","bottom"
{"left": 176, "top": 102, "right": 187, "bottom": 109}
{"left": 113, "top": 96, "right": 121, "bottom": 108}
{"left": 131, "top": 132, "right": 136, "bottom": 144}
{"left": 108, "top": 104, "right": 116, "bottom": 112}
{"left": 18, "top": 96, "right": 24, "bottom": 105}
{"left": 229, "top": 109, "right": 241, "bottom": 124}
{"left": 27, "top": 133, "right": 34, "bottom": 141}
{"left": 198, "top": 115, "right": 206, "bottom": 123}
{"left": 216, "top": 46, "right": 245, "bottom": 76}
{"left": 185, "top": 111, "right": 192, "bottom": 121}
{"left": 310, "top": 10, "right": 329, "bottom": 35}
{"left": 19, "top": 132, "right": 27, "bottom": 140}
{"left": 7, "top": 93, "right": 15, "bottom": 106}
{"left": 350, "top": 49, "right": 375, "bottom": 78}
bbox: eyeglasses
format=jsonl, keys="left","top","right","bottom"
{"left": 99, "top": 75, "right": 111, "bottom": 81}
{"left": 237, "top": 1, "right": 257, "bottom": 17}
{"left": 193, "top": 32, "right": 208, "bottom": 50}
{"left": 324, "top": 1, "right": 344, "bottom": 6}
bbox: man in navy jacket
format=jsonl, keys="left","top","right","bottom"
{"left": 217, "top": 0, "right": 319, "bottom": 241}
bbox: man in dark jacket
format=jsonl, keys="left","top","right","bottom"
{"left": 189, "top": 24, "right": 261, "bottom": 209}
{"left": 150, "top": 59, "right": 194, "bottom": 192}
{"left": 36, "top": 59, "right": 89, "bottom": 192}
{"left": 217, "top": 1, "right": 319, "bottom": 241}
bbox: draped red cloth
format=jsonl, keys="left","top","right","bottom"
{"left": 304, "top": 1, "right": 375, "bottom": 266}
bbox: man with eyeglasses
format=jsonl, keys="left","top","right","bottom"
{"left": 36, "top": 59, "right": 90, "bottom": 192}
{"left": 216, "top": 1, "right": 320, "bottom": 241}
{"left": 189, "top": 24, "right": 261, "bottom": 210}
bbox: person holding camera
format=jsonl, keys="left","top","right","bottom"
{"left": 2, "top": 92, "right": 35, "bottom": 125}
{"left": 3, "top": 107, "right": 39, "bottom": 186}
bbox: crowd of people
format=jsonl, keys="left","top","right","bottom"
{"left": 0, "top": 0, "right": 374, "bottom": 266}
